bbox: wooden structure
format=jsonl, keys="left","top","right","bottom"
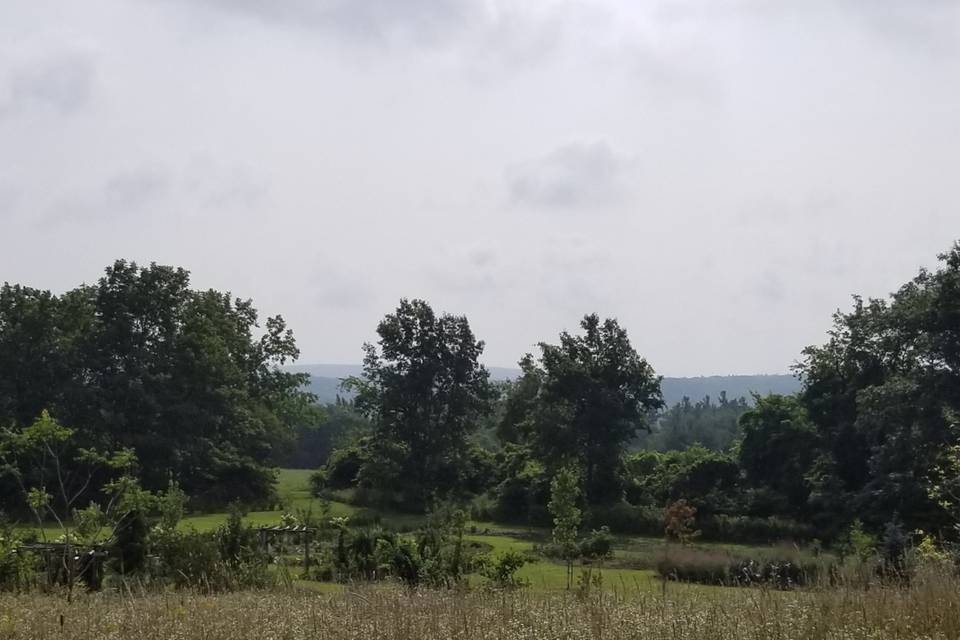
{"left": 17, "top": 543, "right": 110, "bottom": 590}
{"left": 256, "top": 525, "right": 317, "bottom": 573}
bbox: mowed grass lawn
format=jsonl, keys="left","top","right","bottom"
{"left": 179, "top": 468, "right": 352, "bottom": 531}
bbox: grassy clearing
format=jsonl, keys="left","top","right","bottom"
{"left": 4, "top": 573, "right": 960, "bottom": 640}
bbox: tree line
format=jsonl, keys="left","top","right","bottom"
{"left": 2, "top": 242, "right": 960, "bottom": 546}
{"left": 317, "top": 242, "right": 960, "bottom": 542}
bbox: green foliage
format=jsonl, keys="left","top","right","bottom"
{"left": 416, "top": 501, "right": 471, "bottom": 588}
{"left": 0, "top": 519, "right": 35, "bottom": 591}
{"left": 314, "top": 439, "right": 369, "bottom": 492}
{"left": 490, "top": 444, "right": 551, "bottom": 525}
{"left": 478, "top": 550, "right": 528, "bottom": 588}
{"left": 838, "top": 519, "right": 877, "bottom": 562}
{"left": 0, "top": 261, "right": 312, "bottom": 511}
{"left": 280, "top": 403, "right": 370, "bottom": 470}
{"left": 737, "top": 394, "right": 818, "bottom": 515}
{"left": 511, "top": 316, "right": 663, "bottom": 504}
{"left": 549, "top": 465, "right": 581, "bottom": 589}
{"left": 132, "top": 503, "right": 272, "bottom": 591}
{"left": 0, "top": 411, "right": 141, "bottom": 541}
{"left": 697, "top": 515, "right": 815, "bottom": 544}
{"left": 341, "top": 299, "right": 493, "bottom": 508}
{"left": 577, "top": 526, "right": 614, "bottom": 561}
{"left": 549, "top": 466, "right": 582, "bottom": 554}
{"left": 156, "top": 480, "right": 188, "bottom": 532}
{"left": 644, "top": 392, "right": 749, "bottom": 452}
{"left": 217, "top": 503, "right": 265, "bottom": 572}
{"left": 72, "top": 504, "right": 107, "bottom": 545}
{"left": 110, "top": 510, "right": 149, "bottom": 575}
{"left": 797, "top": 242, "right": 960, "bottom": 534}
{"left": 623, "top": 446, "right": 739, "bottom": 516}
{"left": 315, "top": 503, "right": 480, "bottom": 589}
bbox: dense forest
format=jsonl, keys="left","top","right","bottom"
{"left": 2, "top": 242, "right": 960, "bottom": 562}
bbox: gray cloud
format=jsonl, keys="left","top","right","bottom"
{"left": 161, "top": 0, "right": 478, "bottom": 45}
{"left": 2, "top": 0, "right": 959, "bottom": 376}
{"left": 506, "top": 141, "right": 631, "bottom": 210}
{"left": 315, "top": 281, "right": 372, "bottom": 310}
{"left": 103, "top": 168, "right": 171, "bottom": 210}
{"left": 838, "top": 0, "right": 960, "bottom": 52}
{"left": 312, "top": 265, "right": 377, "bottom": 310}
{"left": 183, "top": 160, "right": 268, "bottom": 212}
{"left": 423, "top": 246, "right": 503, "bottom": 295}
{"left": 0, "top": 48, "right": 96, "bottom": 119}
{"left": 44, "top": 166, "right": 172, "bottom": 224}
{"left": 153, "top": 0, "right": 590, "bottom": 78}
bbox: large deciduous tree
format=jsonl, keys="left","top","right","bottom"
{"left": 516, "top": 314, "right": 663, "bottom": 505}
{"left": 797, "top": 242, "right": 960, "bottom": 533}
{"left": 737, "top": 394, "right": 819, "bottom": 516}
{"left": 345, "top": 299, "right": 493, "bottom": 507}
{"left": 0, "top": 260, "right": 311, "bottom": 509}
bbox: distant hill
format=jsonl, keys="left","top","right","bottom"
{"left": 290, "top": 364, "right": 801, "bottom": 407}
{"left": 659, "top": 375, "right": 800, "bottom": 406}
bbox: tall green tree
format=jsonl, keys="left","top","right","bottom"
{"left": 344, "top": 299, "right": 493, "bottom": 506}
{"left": 518, "top": 314, "right": 663, "bottom": 504}
{"left": 798, "top": 242, "right": 960, "bottom": 532}
{"left": 737, "top": 394, "right": 819, "bottom": 515}
{"left": 0, "top": 261, "right": 311, "bottom": 509}
{"left": 0, "top": 285, "right": 92, "bottom": 430}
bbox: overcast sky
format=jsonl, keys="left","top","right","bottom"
{"left": 1, "top": 1, "right": 958, "bottom": 376}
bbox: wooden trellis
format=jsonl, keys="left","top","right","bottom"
{"left": 16, "top": 543, "right": 110, "bottom": 590}
{"left": 256, "top": 525, "right": 317, "bottom": 572}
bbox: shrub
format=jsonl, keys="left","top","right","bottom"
{"left": 656, "top": 546, "right": 824, "bottom": 588}
{"left": 578, "top": 526, "right": 614, "bottom": 561}
{"left": 316, "top": 444, "right": 367, "bottom": 492}
{"left": 656, "top": 547, "right": 731, "bottom": 585}
{"left": 479, "top": 551, "right": 528, "bottom": 588}
{"left": 0, "top": 522, "right": 35, "bottom": 591}
{"left": 150, "top": 528, "right": 225, "bottom": 589}
{"left": 147, "top": 505, "right": 269, "bottom": 591}
{"left": 698, "top": 514, "right": 816, "bottom": 544}
{"left": 664, "top": 500, "right": 699, "bottom": 544}
{"left": 586, "top": 502, "right": 662, "bottom": 536}
{"left": 837, "top": 519, "right": 878, "bottom": 562}
{"left": 110, "top": 510, "right": 149, "bottom": 575}
{"left": 468, "top": 493, "right": 496, "bottom": 523}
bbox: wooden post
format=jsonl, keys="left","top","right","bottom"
{"left": 303, "top": 529, "right": 311, "bottom": 576}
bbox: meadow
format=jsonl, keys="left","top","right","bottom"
{"left": 4, "top": 571, "right": 960, "bottom": 640}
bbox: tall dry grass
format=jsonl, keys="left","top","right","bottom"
{"left": 2, "top": 569, "right": 960, "bottom": 639}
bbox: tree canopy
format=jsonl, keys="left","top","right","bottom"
{"left": 797, "top": 242, "right": 960, "bottom": 533}
{"left": 504, "top": 314, "right": 663, "bottom": 505}
{"left": 0, "top": 260, "right": 311, "bottom": 510}
{"left": 343, "top": 299, "right": 493, "bottom": 506}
